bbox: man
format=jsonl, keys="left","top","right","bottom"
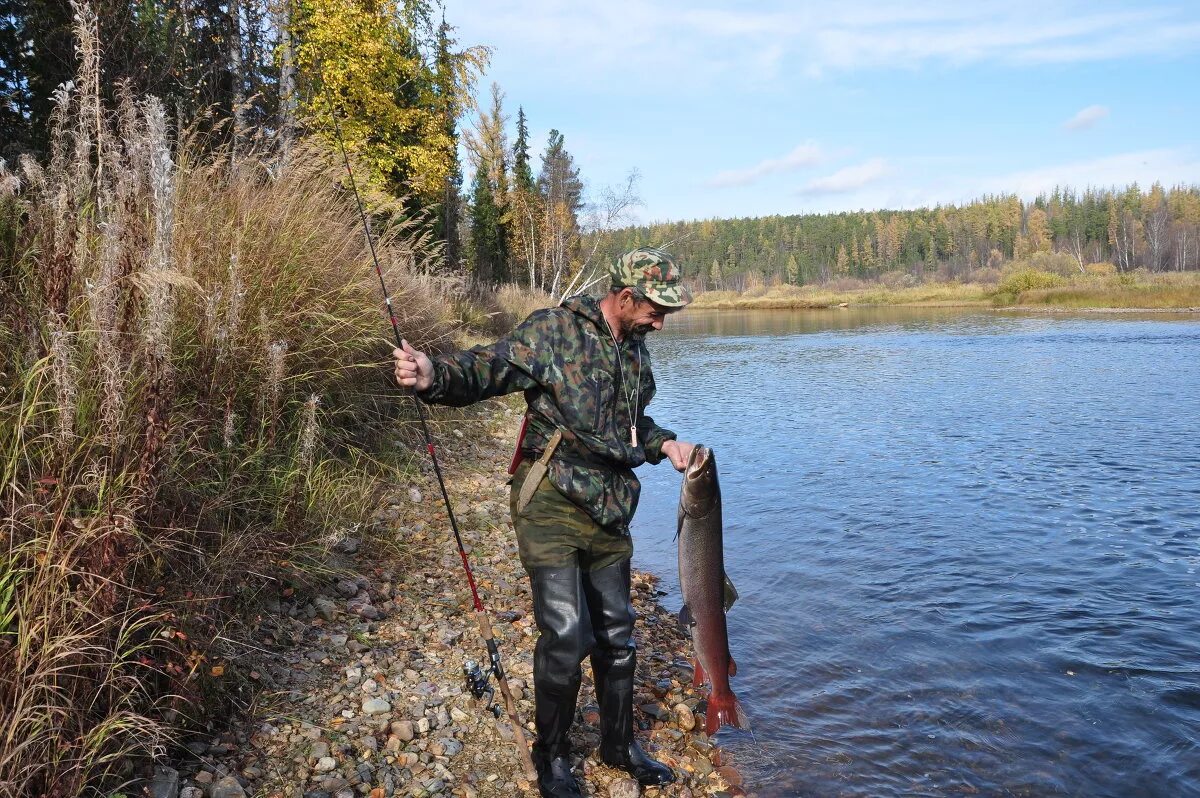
{"left": 393, "top": 247, "right": 694, "bottom": 798}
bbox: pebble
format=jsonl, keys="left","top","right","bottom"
{"left": 392, "top": 720, "right": 415, "bottom": 741}
{"left": 362, "top": 698, "right": 391, "bottom": 715}
{"left": 608, "top": 778, "right": 640, "bottom": 798}
{"left": 315, "top": 757, "right": 337, "bottom": 773}
{"left": 673, "top": 703, "right": 696, "bottom": 731}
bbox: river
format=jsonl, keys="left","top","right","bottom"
{"left": 631, "top": 307, "right": 1200, "bottom": 798}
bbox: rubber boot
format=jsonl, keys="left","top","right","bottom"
{"left": 530, "top": 565, "right": 592, "bottom": 798}
{"left": 584, "top": 559, "right": 676, "bottom": 787}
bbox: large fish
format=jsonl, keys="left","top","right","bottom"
{"left": 677, "top": 444, "right": 747, "bottom": 735}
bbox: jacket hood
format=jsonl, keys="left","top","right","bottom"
{"left": 561, "top": 293, "right": 647, "bottom": 343}
{"left": 562, "top": 294, "right": 608, "bottom": 331}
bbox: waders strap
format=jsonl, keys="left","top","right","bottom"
{"left": 516, "top": 428, "right": 563, "bottom": 514}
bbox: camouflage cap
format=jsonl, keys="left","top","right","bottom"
{"left": 609, "top": 247, "right": 693, "bottom": 308}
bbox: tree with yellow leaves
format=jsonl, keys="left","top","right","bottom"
{"left": 290, "top": 0, "right": 486, "bottom": 208}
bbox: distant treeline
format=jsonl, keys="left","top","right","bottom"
{"left": 599, "top": 185, "right": 1200, "bottom": 291}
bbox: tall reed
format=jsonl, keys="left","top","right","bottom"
{"left": 0, "top": 4, "right": 458, "bottom": 794}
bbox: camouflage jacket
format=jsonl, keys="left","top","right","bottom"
{"left": 417, "top": 294, "right": 677, "bottom": 532}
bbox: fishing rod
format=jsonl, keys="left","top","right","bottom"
{"left": 320, "top": 84, "right": 538, "bottom": 783}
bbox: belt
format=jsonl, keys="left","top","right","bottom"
{"left": 521, "top": 445, "right": 610, "bottom": 469}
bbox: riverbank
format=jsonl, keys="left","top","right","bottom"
{"left": 154, "top": 399, "right": 747, "bottom": 798}
{"left": 690, "top": 270, "right": 1200, "bottom": 312}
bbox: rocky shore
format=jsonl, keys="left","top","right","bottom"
{"left": 154, "top": 400, "right": 750, "bottom": 798}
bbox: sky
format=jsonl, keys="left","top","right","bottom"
{"left": 448, "top": 0, "right": 1200, "bottom": 225}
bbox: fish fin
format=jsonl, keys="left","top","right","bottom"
{"left": 723, "top": 573, "right": 739, "bottom": 611}
{"left": 692, "top": 657, "right": 706, "bottom": 689}
{"left": 727, "top": 653, "right": 737, "bottom": 678}
{"left": 734, "top": 696, "right": 752, "bottom": 732}
{"left": 678, "top": 603, "right": 693, "bottom": 629}
{"left": 704, "top": 689, "right": 745, "bottom": 735}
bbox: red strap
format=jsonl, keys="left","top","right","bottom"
{"left": 507, "top": 414, "right": 530, "bottom": 475}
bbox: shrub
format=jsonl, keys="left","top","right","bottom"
{"left": 0, "top": 10, "right": 455, "bottom": 793}
{"left": 1024, "top": 251, "right": 1081, "bottom": 276}
{"left": 1085, "top": 262, "right": 1118, "bottom": 277}
{"left": 997, "top": 268, "right": 1068, "bottom": 295}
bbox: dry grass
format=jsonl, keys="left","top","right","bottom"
{"left": 691, "top": 281, "right": 992, "bottom": 309}
{"left": 1014, "top": 271, "right": 1200, "bottom": 309}
{"left": 692, "top": 270, "right": 1200, "bottom": 311}
{"left": 0, "top": 7, "right": 459, "bottom": 794}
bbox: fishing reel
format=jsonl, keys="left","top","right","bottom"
{"left": 463, "top": 658, "right": 502, "bottom": 718}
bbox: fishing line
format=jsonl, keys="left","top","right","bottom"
{"left": 318, "top": 80, "right": 537, "bottom": 783}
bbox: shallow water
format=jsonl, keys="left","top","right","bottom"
{"left": 631, "top": 307, "right": 1200, "bottom": 798}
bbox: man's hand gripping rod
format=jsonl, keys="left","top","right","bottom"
{"left": 322, "top": 88, "right": 537, "bottom": 783}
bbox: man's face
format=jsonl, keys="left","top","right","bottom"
{"left": 618, "top": 290, "right": 674, "bottom": 337}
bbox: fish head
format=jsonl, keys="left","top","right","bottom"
{"left": 680, "top": 445, "right": 720, "bottom": 517}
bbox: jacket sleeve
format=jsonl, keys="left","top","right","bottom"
{"left": 416, "top": 310, "right": 554, "bottom": 407}
{"left": 638, "top": 413, "right": 677, "bottom": 465}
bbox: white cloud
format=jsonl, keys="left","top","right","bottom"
{"left": 983, "top": 148, "right": 1200, "bottom": 198}
{"left": 799, "top": 158, "right": 889, "bottom": 195}
{"left": 777, "top": 149, "right": 1200, "bottom": 216}
{"left": 1064, "top": 105, "right": 1110, "bottom": 131}
{"left": 706, "top": 143, "right": 824, "bottom": 188}
{"left": 452, "top": 1, "right": 1200, "bottom": 89}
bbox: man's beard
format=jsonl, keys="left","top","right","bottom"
{"left": 622, "top": 319, "right": 655, "bottom": 337}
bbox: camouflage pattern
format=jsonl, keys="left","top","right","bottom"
{"left": 509, "top": 460, "right": 633, "bottom": 572}
{"left": 418, "top": 294, "right": 677, "bottom": 532}
{"left": 610, "top": 247, "right": 693, "bottom": 307}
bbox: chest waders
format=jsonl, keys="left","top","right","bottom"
{"left": 511, "top": 459, "right": 676, "bottom": 795}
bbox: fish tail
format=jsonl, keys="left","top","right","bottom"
{"left": 704, "top": 689, "right": 746, "bottom": 735}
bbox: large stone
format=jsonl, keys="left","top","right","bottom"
{"left": 392, "top": 720, "right": 415, "bottom": 741}
{"left": 149, "top": 766, "right": 180, "bottom": 798}
{"left": 209, "top": 776, "right": 246, "bottom": 798}
{"left": 314, "top": 597, "right": 338, "bottom": 621}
